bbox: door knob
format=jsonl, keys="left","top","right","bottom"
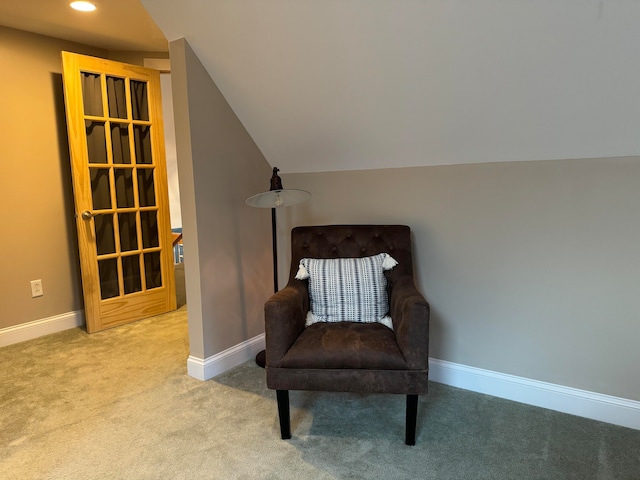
{"left": 81, "top": 210, "right": 95, "bottom": 220}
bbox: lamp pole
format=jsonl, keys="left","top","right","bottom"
{"left": 271, "top": 207, "right": 278, "bottom": 293}
{"left": 246, "top": 167, "right": 310, "bottom": 367}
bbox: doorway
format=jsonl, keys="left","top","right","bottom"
{"left": 157, "top": 69, "right": 186, "bottom": 308}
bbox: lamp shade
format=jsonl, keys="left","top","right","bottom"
{"left": 245, "top": 189, "right": 311, "bottom": 209}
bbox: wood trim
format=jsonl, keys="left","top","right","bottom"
{"left": 429, "top": 358, "right": 640, "bottom": 430}
{"left": 0, "top": 311, "right": 85, "bottom": 348}
{"left": 186, "top": 334, "right": 266, "bottom": 381}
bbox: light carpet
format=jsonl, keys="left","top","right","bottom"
{"left": 1, "top": 306, "right": 639, "bottom": 479}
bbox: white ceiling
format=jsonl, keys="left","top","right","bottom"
{"left": 0, "top": 0, "right": 166, "bottom": 52}
{"left": 4, "top": 1, "right": 640, "bottom": 174}
{"left": 141, "top": 0, "right": 640, "bottom": 174}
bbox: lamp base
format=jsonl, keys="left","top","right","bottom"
{"left": 255, "top": 349, "right": 266, "bottom": 368}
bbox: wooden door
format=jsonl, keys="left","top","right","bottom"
{"left": 61, "top": 52, "right": 176, "bottom": 333}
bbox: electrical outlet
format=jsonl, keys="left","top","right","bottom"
{"left": 30, "top": 279, "right": 43, "bottom": 298}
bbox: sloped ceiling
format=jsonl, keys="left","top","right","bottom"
{"left": 140, "top": 0, "right": 640, "bottom": 173}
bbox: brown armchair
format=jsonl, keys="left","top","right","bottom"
{"left": 264, "top": 225, "right": 429, "bottom": 445}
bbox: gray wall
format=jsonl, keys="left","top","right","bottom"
{"left": 281, "top": 157, "right": 640, "bottom": 401}
{"left": 169, "top": 39, "right": 273, "bottom": 360}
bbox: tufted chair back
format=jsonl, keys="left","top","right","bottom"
{"left": 289, "top": 225, "right": 413, "bottom": 285}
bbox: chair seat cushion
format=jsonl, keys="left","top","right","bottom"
{"left": 279, "top": 322, "right": 408, "bottom": 370}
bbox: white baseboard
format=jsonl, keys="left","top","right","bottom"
{"left": 0, "top": 311, "right": 85, "bottom": 348}
{"left": 429, "top": 358, "right": 640, "bottom": 431}
{"left": 187, "top": 333, "right": 266, "bottom": 381}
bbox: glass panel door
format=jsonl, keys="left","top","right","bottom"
{"left": 62, "top": 52, "right": 176, "bottom": 332}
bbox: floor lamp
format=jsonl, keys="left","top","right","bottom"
{"left": 246, "top": 167, "right": 311, "bottom": 367}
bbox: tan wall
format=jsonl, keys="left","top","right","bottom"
{"left": 169, "top": 39, "right": 272, "bottom": 359}
{"left": 0, "top": 26, "right": 170, "bottom": 330}
{"left": 0, "top": 26, "right": 107, "bottom": 329}
{"left": 281, "top": 157, "right": 640, "bottom": 401}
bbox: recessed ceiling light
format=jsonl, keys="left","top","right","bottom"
{"left": 70, "top": 1, "right": 97, "bottom": 12}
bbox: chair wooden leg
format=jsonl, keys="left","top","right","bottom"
{"left": 276, "top": 390, "right": 291, "bottom": 439}
{"left": 406, "top": 394, "right": 418, "bottom": 446}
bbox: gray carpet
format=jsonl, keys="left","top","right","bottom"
{"left": 1, "top": 307, "right": 639, "bottom": 480}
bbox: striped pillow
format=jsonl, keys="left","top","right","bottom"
{"left": 295, "top": 253, "right": 398, "bottom": 329}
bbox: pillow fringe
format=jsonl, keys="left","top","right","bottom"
{"left": 295, "top": 263, "right": 309, "bottom": 280}
{"left": 382, "top": 254, "right": 398, "bottom": 270}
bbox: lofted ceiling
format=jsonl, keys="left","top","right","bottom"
{"left": 3, "top": 1, "right": 640, "bottom": 174}
{"left": 143, "top": 0, "right": 640, "bottom": 174}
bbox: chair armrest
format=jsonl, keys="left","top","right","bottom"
{"left": 389, "top": 275, "right": 430, "bottom": 370}
{"left": 264, "top": 281, "right": 309, "bottom": 367}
